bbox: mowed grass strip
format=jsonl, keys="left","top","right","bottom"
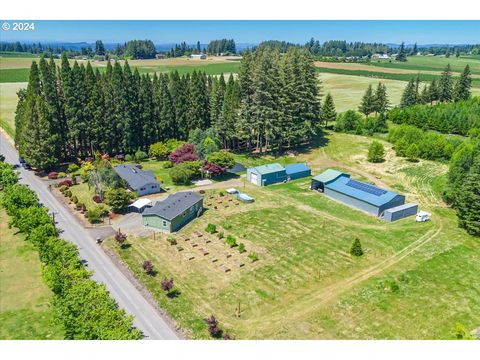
{"left": 0, "top": 208, "right": 63, "bottom": 339}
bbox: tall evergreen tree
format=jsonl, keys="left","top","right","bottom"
{"left": 359, "top": 84, "right": 375, "bottom": 117}
{"left": 22, "top": 95, "right": 59, "bottom": 170}
{"left": 373, "top": 82, "right": 389, "bottom": 114}
{"left": 221, "top": 74, "right": 240, "bottom": 149}
{"left": 455, "top": 157, "right": 480, "bottom": 236}
{"left": 396, "top": 42, "right": 407, "bottom": 62}
{"left": 321, "top": 93, "right": 337, "bottom": 128}
{"left": 438, "top": 64, "right": 453, "bottom": 102}
{"left": 169, "top": 71, "right": 189, "bottom": 140}
{"left": 453, "top": 65, "right": 472, "bottom": 102}
{"left": 400, "top": 79, "right": 418, "bottom": 108}
{"left": 210, "top": 74, "right": 226, "bottom": 138}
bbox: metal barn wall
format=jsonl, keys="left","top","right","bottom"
{"left": 384, "top": 203, "right": 418, "bottom": 222}
{"left": 378, "top": 195, "right": 406, "bottom": 216}
{"left": 288, "top": 170, "right": 311, "bottom": 181}
{"left": 262, "top": 171, "right": 287, "bottom": 186}
{"left": 324, "top": 188, "right": 380, "bottom": 216}
{"left": 246, "top": 168, "right": 262, "bottom": 186}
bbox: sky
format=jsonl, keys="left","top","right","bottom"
{"left": 1, "top": 20, "right": 479, "bottom": 45}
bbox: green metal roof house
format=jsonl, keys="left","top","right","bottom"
{"left": 247, "top": 162, "right": 311, "bottom": 186}
{"left": 142, "top": 191, "right": 203, "bottom": 233}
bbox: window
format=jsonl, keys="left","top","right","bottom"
{"left": 152, "top": 185, "right": 156, "bottom": 189}
{"left": 162, "top": 220, "right": 167, "bottom": 227}
{"left": 140, "top": 187, "right": 146, "bottom": 191}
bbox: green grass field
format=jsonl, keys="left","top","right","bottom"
{"left": 368, "top": 55, "right": 480, "bottom": 75}
{"left": 0, "top": 208, "right": 64, "bottom": 339}
{"left": 104, "top": 131, "right": 480, "bottom": 339}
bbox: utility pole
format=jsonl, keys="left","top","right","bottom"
{"left": 50, "top": 211, "right": 58, "bottom": 224}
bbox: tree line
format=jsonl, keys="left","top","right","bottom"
{"left": 206, "top": 39, "right": 236, "bottom": 55}
{"left": 399, "top": 65, "right": 472, "bottom": 108}
{"left": 0, "top": 161, "right": 142, "bottom": 339}
{"left": 15, "top": 47, "right": 323, "bottom": 170}
{"left": 444, "top": 136, "right": 480, "bottom": 236}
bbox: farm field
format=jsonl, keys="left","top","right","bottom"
{"left": 104, "top": 131, "right": 480, "bottom": 339}
{"left": 0, "top": 82, "right": 26, "bottom": 137}
{"left": 0, "top": 56, "right": 241, "bottom": 83}
{"left": 0, "top": 208, "right": 63, "bottom": 340}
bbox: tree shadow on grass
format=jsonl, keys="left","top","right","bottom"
{"left": 120, "top": 243, "right": 132, "bottom": 250}
{"left": 167, "top": 289, "right": 181, "bottom": 299}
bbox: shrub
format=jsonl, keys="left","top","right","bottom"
{"left": 161, "top": 278, "right": 174, "bottom": 292}
{"left": 149, "top": 142, "right": 170, "bottom": 160}
{"left": 406, "top": 143, "right": 420, "bottom": 162}
{"left": 104, "top": 188, "right": 135, "bottom": 213}
{"left": 238, "top": 243, "right": 246, "bottom": 253}
{"left": 247, "top": 252, "right": 258, "bottom": 262}
{"left": 115, "top": 231, "right": 127, "bottom": 247}
{"left": 216, "top": 231, "right": 224, "bottom": 239}
{"left": 57, "top": 172, "right": 67, "bottom": 178}
{"left": 169, "top": 161, "right": 201, "bottom": 185}
{"left": 142, "top": 260, "right": 154, "bottom": 275}
{"left": 134, "top": 149, "right": 148, "bottom": 162}
{"left": 334, "top": 110, "right": 363, "bottom": 133}
{"left": 202, "top": 162, "right": 226, "bottom": 177}
{"left": 86, "top": 208, "right": 102, "bottom": 223}
{"left": 205, "top": 223, "right": 217, "bottom": 234}
{"left": 64, "top": 189, "right": 72, "bottom": 198}
{"left": 166, "top": 237, "right": 177, "bottom": 246}
{"left": 168, "top": 143, "right": 199, "bottom": 164}
{"left": 71, "top": 195, "right": 78, "bottom": 204}
{"left": 92, "top": 194, "right": 102, "bottom": 203}
{"left": 204, "top": 315, "right": 221, "bottom": 338}
{"left": 75, "top": 202, "right": 84, "bottom": 211}
{"left": 207, "top": 151, "right": 235, "bottom": 169}
{"left": 367, "top": 141, "right": 386, "bottom": 163}
{"left": 58, "top": 179, "right": 72, "bottom": 188}
{"left": 125, "top": 154, "right": 134, "bottom": 162}
{"left": 163, "top": 160, "right": 173, "bottom": 169}
{"left": 225, "top": 235, "right": 237, "bottom": 248}
{"left": 67, "top": 163, "right": 79, "bottom": 173}
{"left": 48, "top": 172, "right": 59, "bottom": 179}
{"left": 350, "top": 238, "right": 364, "bottom": 257}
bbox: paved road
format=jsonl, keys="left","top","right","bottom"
{"left": 0, "top": 132, "right": 181, "bottom": 340}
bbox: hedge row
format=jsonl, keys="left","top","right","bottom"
{"left": 0, "top": 163, "right": 141, "bottom": 340}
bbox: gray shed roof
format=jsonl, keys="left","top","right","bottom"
{"left": 143, "top": 191, "right": 203, "bottom": 221}
{"left": 114, "top": 164, "right": 161, "bottom": 190}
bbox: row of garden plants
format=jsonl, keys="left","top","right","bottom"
{"left": 0, "top": 161, "right": 141, "bottom": 339}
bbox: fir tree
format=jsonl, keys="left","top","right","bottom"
{"left": 400, "top": 79, "right": 418, "bottom": 108}
{"left": 396, "top": 42, "right": 407, "bottom": 62}
{"left": 438, "top": 64, "right": 453, "bottom": 102}
{"left": 321, "top": 93, "right": 337, "bottom": 128}
{"left": 373, "top": 82, "right": 390, "bottom": 114}
{"left": 455, "top": 157, "right": 480, "bottom": 236}
{"left": 350, "top": 238, "right": 364, "bottom": 257}
{"left": 358, "top": 84, "right": 375, "bottom": 117}
{"left": 453, "top": 65, "right": 472, "bottom": 102}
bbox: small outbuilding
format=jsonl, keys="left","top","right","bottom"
{"left": 285, "top": 163, "right": 311, "bottom": 181}
{"left": 142, "top": 191, "right": 203, "bottom": 233}
{"left": 311, "top": 169, "right": 347, "bottom": 192}
{"left": 384, "top": 203, "right": 418, "bottom": 222}
{"left": 128, "top": 198, "right": 152, "bottom": 213}
{"left": 247, "top": 163, "right": 287, "bottom": 186}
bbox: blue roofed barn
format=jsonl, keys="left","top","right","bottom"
{"left": 312, "top": 169, "right": 405, "bottom": 217}
{"left": 285, "top": 163, "right": 311, "bottom": 181}
{"left": 246, "top": 163, "right": 286, "bottom": 186}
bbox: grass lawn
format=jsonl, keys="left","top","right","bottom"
{"left": 68, "top": 182, "right": 110, "bottom": 214}
{"left": 0, "top": 208, "right": 63, "bottom": 339}
{"left": 105, "top": 131, "right": 480, "bottom": 339}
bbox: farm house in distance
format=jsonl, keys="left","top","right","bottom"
{"left": 247, "top": 163, "right": 311, "bottom": 186}
{"left": 142, "top": 191, "right": 203, "bottom": 233}
{"left": 311, "top": 169, "right": 407, "bottom": 218}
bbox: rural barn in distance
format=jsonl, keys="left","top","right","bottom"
{"left": 311, "top": 169, "right": 406, "bottom": 217}
{"left": 114, "top": 164, "right": 162, "bottom": 196}
{"left": 247, "top": 163, "right": 311, "bottom": 186}
{"left": 142, "top": 191, "right": 203, "bottom": 233}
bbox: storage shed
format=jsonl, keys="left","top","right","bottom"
{"left": 384, "top": 203, "right": 418, "bottom": 222}
{"left": 285, "top": 163, "right": 311, "bottom": 181}
{"left": 246, "top": 163, "right": 287, "bottom": 186}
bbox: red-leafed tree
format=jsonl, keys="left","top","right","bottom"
{"left": 142, "top": 260, "right": 154, "bottom": 275}
{"left": 161, "top": 278, "right": 174, "bottom": 292}
{"left": 168, "top": 144, "right": 199, "bottom": 164}
{"left": 202, "top": 161, "right": 226, "bottom": 176}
